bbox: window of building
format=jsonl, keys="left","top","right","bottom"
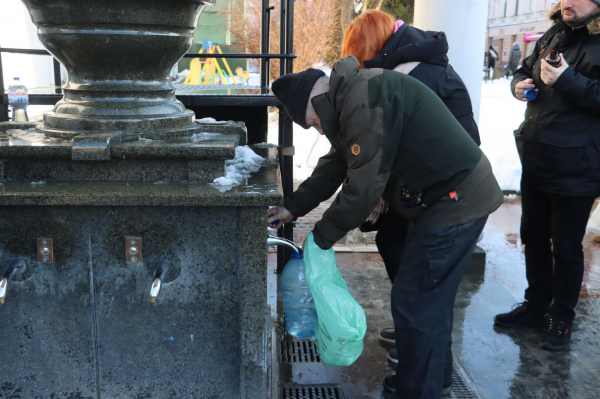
{"left": 503, "top": 0, "right": 508, "bottom": 17}
{"left": 514, "top": 0, "right": 520, "bottom": 16}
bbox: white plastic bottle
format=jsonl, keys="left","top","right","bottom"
{"left": 8, "top": 77, "right": 29, "bottom": 121}
{"left": 280, "top": 251, "right": 318, "bottom": 338}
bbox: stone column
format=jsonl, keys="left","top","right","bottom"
{"left": 413, "top": 0, "right": 489, "bottom": 124}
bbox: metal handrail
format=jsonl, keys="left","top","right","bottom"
{"left": 0, "top": 47, "right": 297, "bottom": 60}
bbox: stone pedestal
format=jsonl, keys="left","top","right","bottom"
{"left": 0, "top": 122, "right": 282, "bottom": 398}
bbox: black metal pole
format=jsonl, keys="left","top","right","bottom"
{"left": 260, "top": 0, "right": 270, "bottom": 94}
{"left": 53, "top": 58, "right": 61, "bottom": 94}
{"left": 0, "top": 50, "right": 8, "bottom": 122}
{"left": 281, "top": 0, "right": 295, "bottom": 266}
{"left": 276, "top": 0, "right": 288, "bottom": 274}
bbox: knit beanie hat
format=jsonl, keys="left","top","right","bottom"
{"left": 271, "top": 68, "right": 326, "bottom": 129}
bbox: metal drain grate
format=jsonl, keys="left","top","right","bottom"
{"left": 282, "top": 384, "right": 345, "bottom": 399}
{"left": 450, "top": 360, "right": 479, "bottom": 399}
{"left": 280, "top": 340, "right": 322, "bottom": 363}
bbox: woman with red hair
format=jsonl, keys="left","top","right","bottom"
{"left": 342, "top": 10, "right": 481, "bottom": 397}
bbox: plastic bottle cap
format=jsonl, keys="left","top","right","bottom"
{"left": 14, "top": 77, "right": 20, "bottom": 81}
{"left": 291, "top": 251, "right": 303, "bottom": 259}
{"left": 524, "top": 88, "right": 537, "bottom": 101}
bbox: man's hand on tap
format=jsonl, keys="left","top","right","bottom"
{"left": 267, "top": 206, "right": 294, "bottom": 228}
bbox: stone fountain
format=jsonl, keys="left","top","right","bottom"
{"left": 0, "top": 1, "right": 282, "bottom": 397}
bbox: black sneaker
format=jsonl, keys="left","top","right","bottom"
{"left": 387, "top": 348, "right": 398, "bottom": 364}
{"left": 383, "top": 374, "right": 451, "bottom": 395}
{"left": 379, "top": 327, "right": 395, "bottom": 344}
{"left": 541, "top": 316, "right": 572, "bottom": 351}
{"left": 383, "top": 375, "right": 396, "bottom": 393}
{"left": 494, "top": 302, "right": 546, "bottom": 328}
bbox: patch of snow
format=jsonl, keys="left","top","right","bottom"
{"left": 587, "top": 204, "right": 600, "bottom": 234}
{"left": 212, "top": 146, "right": 265, "bottom": 191}
{"left": 197, "top": 117, "right": 228, "bottom": 124}
{"left": 479, "top": 78, "right": 526, "bottom": 192}
{"left": 191, "top": 132, "right": 222, "bottom": 142}
{"left": 177, "top": 69, "right": 190, "bottom": 79}
{"left": 138, "top": 137, "right": 154, "bottom": 142}
{"left": 30, "top": 181, "right": 46, "bottom": 185}
{"left": 253, "top": 142, "right": 276, "bottom": 148}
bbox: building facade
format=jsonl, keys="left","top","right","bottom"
{"left": 486, "top": 0, "right": 556, "bottom": 67}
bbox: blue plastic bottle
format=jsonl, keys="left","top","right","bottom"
{"left": 280, "top": 251, "right": 318, "bottom": 338}
{"left": 524, "top": 88, "right": 537, "bottom": 101}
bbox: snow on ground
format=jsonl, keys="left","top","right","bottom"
{"left": 268, "top": 76, "right": 528, "bottom": 191}
{"left": 478, "top": 78, "right": 527, "bottom": 191}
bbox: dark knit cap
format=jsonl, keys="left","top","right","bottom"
{"left": 271, "top": 68, "right": 326, "bottom": 129}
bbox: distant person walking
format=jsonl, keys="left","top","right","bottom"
{"left": 495, "top": 0, "right": 600, "bottom": 351}
{"left": 506, "top": 41, "right": 522, "bottom": 77}
{"left": 486, "top": 45, "right": 499, "bottom": 79}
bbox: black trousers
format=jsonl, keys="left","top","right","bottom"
{"left": 521, "top": 183, "right": 596, "bottom": 324}
{"left": 376, "top": 210, "right": 410, "bottom": 283}
{"left": 391, "top": 217, "right": 488, "bottom": 399}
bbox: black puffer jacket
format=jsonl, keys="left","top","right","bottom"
{"left": 364, "top": 24, "right": 481, "bottom": 145}
{"left": 508, "top": 43, "right": 521, "bottom": 72}
{"left": 512, "top": 8, "right": 600, "bottom": 196}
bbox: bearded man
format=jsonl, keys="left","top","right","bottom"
{"left": 495, "top": 0, "right": 600, "bottom": 351}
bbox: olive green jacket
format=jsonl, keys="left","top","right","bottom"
{"left": 285, "top": 56, "right": 486, "bottom": 249}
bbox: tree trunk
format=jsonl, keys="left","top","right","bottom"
{"left": 372, "top": 0, "right": 384, "bottom": 10}
{"left": 340, "top": 0, "right": 354, "bottom": 33}
{"left": 361, "top": 0, "right": 369, "bottom": 13}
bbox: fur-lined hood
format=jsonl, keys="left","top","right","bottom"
{"left": 549, "top": 3, "right": 600, "bottom": 35}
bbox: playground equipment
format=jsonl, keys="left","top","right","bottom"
{"left": 184, "top": 41, "right": 245, "bottom": 86}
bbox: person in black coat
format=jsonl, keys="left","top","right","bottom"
{"left": 506, "top": 41, "right": 522, "bottom": 77}
{"left": 341, "top": 10, "right": 482, "bottom": 384}
{"left": 495, "top": 1, "right": 600, "bottom": 351}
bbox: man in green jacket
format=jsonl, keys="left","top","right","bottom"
{"left": 268, "top": 56, "right": 503, "bottom": 398}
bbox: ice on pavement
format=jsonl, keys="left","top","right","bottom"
{"left": 212, "top": 145, "right": 265, "bottom": 191}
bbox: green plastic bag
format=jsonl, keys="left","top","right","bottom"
{"left": 303, "top": 231, "right": 367, "bottom": 366}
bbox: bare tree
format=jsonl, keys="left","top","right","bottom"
{"left": 228, "top": 0, "right": 336, "bottom": 80}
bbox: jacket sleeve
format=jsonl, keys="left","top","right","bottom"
{"left": 552, "top": 68, "right": 600, "bottom": 113}
{"left": 511, "top": 25, "right": 559, "bottom": 97}
{"left": 283, "top": 146, "right": 347, "bottom": 219}
{"left": 436, "top": 66, "right": 481, "bottom": 145}
{"left": 312, "top": 108, "right": 391, "bottom": 250}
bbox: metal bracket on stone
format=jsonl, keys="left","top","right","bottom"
{"left": 279, "top": 146, "right": 295, "bottom": 156}
{"left": 71, "top": 132, "right": 121, "bottom": 161}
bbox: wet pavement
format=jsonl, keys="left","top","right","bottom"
{"left": 270, "top": 198, "right": 600, "bottom": 398}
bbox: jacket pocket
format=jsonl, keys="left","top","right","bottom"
{"left": 534, "top": 131, "right": 592, "bottom": 179}
{"left": 539, "top": 131, "right": 590, "bottom": 148}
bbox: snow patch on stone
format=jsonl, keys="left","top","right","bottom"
{"left": 191, "top": 132, "right": 221, "bottom": 142}
{"left": 212, "top": 145, "right": 265, "bottom": 192}
{"left": 197, "top": 117, "right": 228, "bottom": 124}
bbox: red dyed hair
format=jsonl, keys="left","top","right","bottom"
{"left": 341, "top": 10, "right": 396, "bottom": 69}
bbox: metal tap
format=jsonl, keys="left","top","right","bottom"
{"left": 267, "top": 235, "right": 301, "bottom": 253}
{"left": 149, "top": 258, "right": 170, "bottom": 304}
{"left": 0, "top": 259, "right": 27, "bottom": 305}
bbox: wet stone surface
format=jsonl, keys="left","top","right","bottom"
{"left": 271, "top": 198, "right": 600, "bottom": 399}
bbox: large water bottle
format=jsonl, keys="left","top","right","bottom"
{"left": 280, "top": 251, "right": 318, "bottom": 338}
{"left": 8, "top": 77, "right": 29, "bottom": 122}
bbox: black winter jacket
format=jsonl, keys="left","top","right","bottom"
{"left": 512, "top": 10, "right": 600, "bottom": 196}
{"left": 364, "top": 24, "right": 481, "bottom": 145}
{"left": 508, "top": 44, "right": 521, "bottom": 72}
